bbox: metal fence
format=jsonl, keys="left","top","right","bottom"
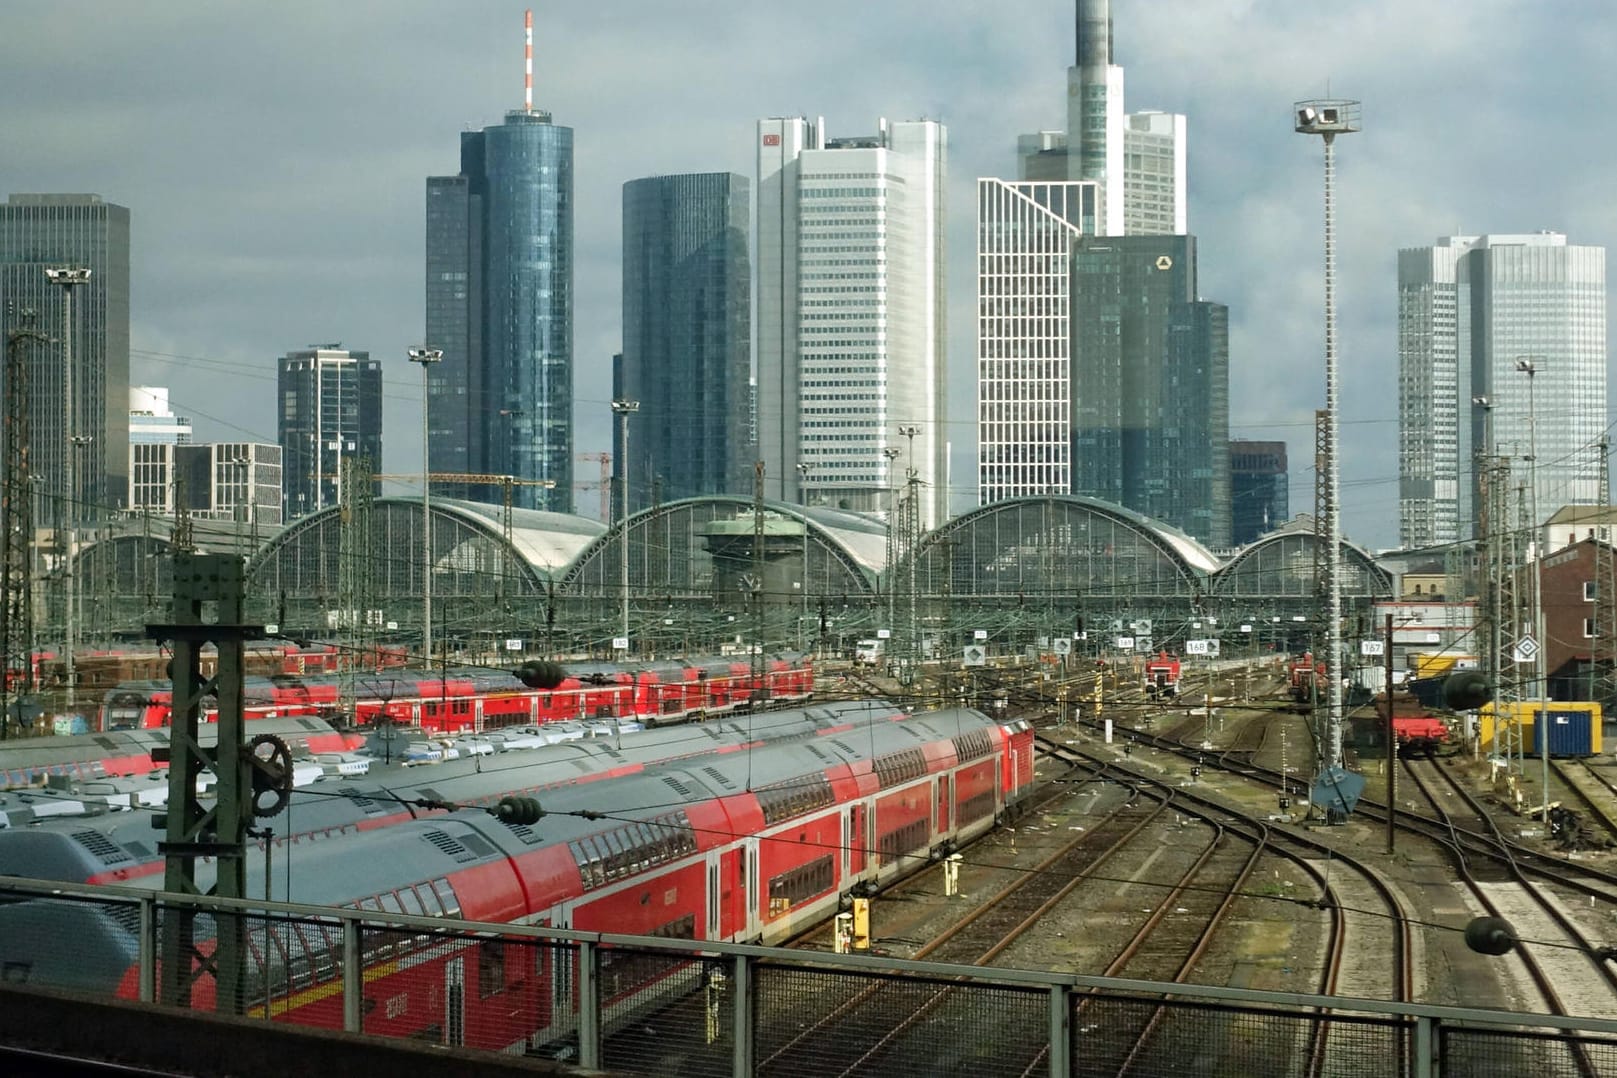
{"left": 2, "top": 875, "right": 1614, "bottom": 1077}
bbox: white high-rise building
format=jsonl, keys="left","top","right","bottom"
{"left": 977, "top": 180, "right": 1099, "bottom": 503}
{"left": 755, "top": 116, "right": 947, "bottom": 528}
{"left": 1398, "top": 232, "right": 1606, "bottom": 545}
{"left": 1123, "top": 110, "right": 1187, "bottom": 235}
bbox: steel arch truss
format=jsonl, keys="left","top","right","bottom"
{"left": 911, "top": 497, "right": 1209, "bottom": 608}
{"left": 248, "top": 500, "right": 550, "bottom": 637}
{"left": 1211, "top": 531, "right": 1393, "bottom": 600}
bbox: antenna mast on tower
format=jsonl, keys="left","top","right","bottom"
{"left": 523, "top": 9, "right": 534, "bottom": 111}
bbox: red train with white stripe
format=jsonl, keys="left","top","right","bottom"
{"left": 1144, "top": 652, "right": 1182, "bottom": 699}
{"left": 99, "top": 653, "right": 814, "bottom": 735}
{"left": 0, "top": 707, "right": 1035, "bottom": 1054}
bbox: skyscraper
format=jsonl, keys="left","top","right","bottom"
{"left": 1015, "top": 2, "right": 1185, "bottom": 238}
{"left": 977, "top": 179, "right": 1099, "bottom": 502}
{"left": 0, "top": 193, "right": 131, "bottom": 523}
{"left": 1398, "top": 233, "right": 1606, "bottom": 545}
{"left": 426, "top": 11, "right": 573, "bottom": 511}
{"left": 756, "top": 116, "right": 946, "bottom": 528}
{"left": 1069, "top": 236, "right": 1229, "bottom": 546}
{"left": 619, "top": 173, "right": 752, "bottom": 508}
{"left": 276, "top": 347, "right": 382, "bottom": 521}
{"left": 1122, "top": 111, "right": 1187, "bottom": 236}
{"left": 1229, "top": 440, "right": 1288, "bottom": 545}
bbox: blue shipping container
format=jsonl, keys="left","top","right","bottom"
{"left": 1530, "top": 708, "right": 1594, "bottom": 757}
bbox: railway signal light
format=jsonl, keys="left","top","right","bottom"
{"left": 513, "top": 659, "right": 567, "bottom": 689}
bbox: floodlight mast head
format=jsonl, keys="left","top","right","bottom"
{"left": 1294, "top": 99, "right": 1362, "bottom": 140}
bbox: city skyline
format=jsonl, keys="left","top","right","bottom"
{"left": 2, "top": 2, "right": 1613, "bottom": 549}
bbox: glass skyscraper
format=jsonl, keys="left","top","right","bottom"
{"left": 0, "top": 193, "right": 131, "bottom": 524}
{"left": 426, "top": 104, "right": 573, "bottom": 512}
{"left": 276, "top": 347, "right": 382, "bottom": 521}
{"left": 619, "top": 173, "right": 751, "bottom": 508}
{"left": 1229, "top": 440, "right": 1288, "bottom": 545}
{"left": 1069, "top": 235, "right": 1230, "bottom": 547}
{"left": 1399, "top": 233, "right": 1607, "bottom": 544}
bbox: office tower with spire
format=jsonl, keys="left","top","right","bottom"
{"left": 618, "top": 173, "right": 752, "bottom": 508}
{"left": 1014, "top": 1, "right": 1185, "bottom": 237}
{"left": 0, "top": 193, "right": 131, "bottom": 522}
{"left": 426, "top": 10, "right": 573, "bottom": 511}
{"left": 1399, "top": 232, "right": 1606, "bottom": 545}
{"left": 756, "top": 116, "right": 946, "bottom": 529}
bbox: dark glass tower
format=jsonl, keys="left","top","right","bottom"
{"left": 1229, "top": 440, "right": 1289, "bottom": 545}
{"left": 426, "top": 106, "right": 573, "bottom": 512}
{"left": 1070, "top": 235, "right": 1230, "bottom": 546}
{"left": 0, "top": 193, "right": 131, "bottom": 522}
{"left": 276, "top": 348, "right": 383, "bottom": 521}
{"left": 619, "top": 173, "right": 752, "bottom": 509}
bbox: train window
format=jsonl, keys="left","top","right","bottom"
{"left": 431, "top": 878, "right": 460, "bottom": 918}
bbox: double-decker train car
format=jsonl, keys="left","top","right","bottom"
{"left": 98, "top": 653, "right": 815, "bottom": 736}
{"left": 0, "top": 699, "right": 910, "bottom": 883}
{"left": 0, "top": 717, "right": 364, "bottom": 791}
{"left": 0, "top": 707, "right": 1035, "bottom": 1054}
{"left": 1144, "top": 652, "right": 1182, "bottom": 699}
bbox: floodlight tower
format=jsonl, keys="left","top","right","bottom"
{"left": 45, "top": 267, "right": 91, "bottom": 709}
{"left": 1293, "top": 99, "right": 1360, "bottom": 774}
{"left": 406, "top": 347, "right": 443, "bottom": 661}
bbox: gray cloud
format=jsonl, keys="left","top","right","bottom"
{"left": 2, "top": 0, "right": 1612, "bottom": 548}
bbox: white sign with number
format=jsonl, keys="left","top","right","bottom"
{"left": 1115, "top": 636, "right": 1136, "bottom": 651}
{"left": 973, "top": 629, "right": 988, "bottom": 641}
{"left": 612, "top": 636, "right": 629, "bottom": 650}
{"left": 505, "top": 638, "right": 523, "bottom": 651}
{"left": 1360, "top": 640, "right": 1385, "bottom": 657}
{"left": 877, "top": 628, "right": 891, "bottom": 640}
{"left": 1186, "top": 639, "right": 1210, "bottom": 655}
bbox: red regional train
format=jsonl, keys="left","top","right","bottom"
{"left": 0, "top": 707, "right": 1035, "bottom": 1054}
{"left": 98, "top": 653, "right": 815, "bottom": 735}
{"left": 0, "top": 717, "right": 365, "bottom": 790}
{"left": 0, "top": 699, "right": 912, "bottom": 885}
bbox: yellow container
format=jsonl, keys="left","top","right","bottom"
{"left": 1411, "top": 653, "right": 1477, "bottom": 680}
{"left": 1478, "top": 701, "right": 1604, "bottom": 755}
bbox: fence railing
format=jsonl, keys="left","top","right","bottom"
{"left": 2, "top": 875, "right": 1614, "bottom": 1077}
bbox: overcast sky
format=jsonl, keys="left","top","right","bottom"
{"left": 2, "top": 1, "right": 1612, "bottom": 550}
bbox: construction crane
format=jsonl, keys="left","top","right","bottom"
{"left": 576, "top": 453, "right": 612, "bottom": 523}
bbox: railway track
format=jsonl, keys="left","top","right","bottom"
{"left": 1401, "top": 756, "right": 1617, "bottom": 1076}
{"left": 1550, "top": 758, "right": 1617, "bottom": 842}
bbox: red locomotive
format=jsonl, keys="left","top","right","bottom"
{"left": 0, "top": 707, "right": 1036, "bottom": 1053}
{"left": 97, "top": 653, "right": 814, "bottom": 735}
{"left": 1288, "top": 653, "right": 1327, "bottom": 705}
{"left": 1144, "top": 651, "right": 1182, "bottom": 699}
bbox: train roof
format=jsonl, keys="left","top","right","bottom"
{"left": 0, "top": 700, "right": 910, "bottom": 884}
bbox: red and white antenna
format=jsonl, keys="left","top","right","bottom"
{"left": 523, "top": 9, "right": 534, "bottom": 111}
